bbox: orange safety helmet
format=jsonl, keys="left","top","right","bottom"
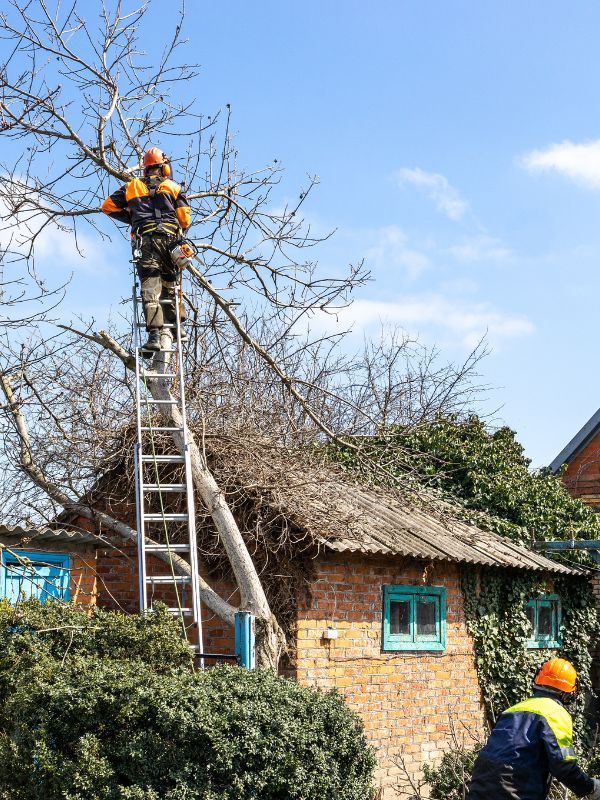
{"left": 534, "top": 658, "right": 577, "bottom": 694}
{"left": 143, "top": 147, "right": 171, "bottom": 177}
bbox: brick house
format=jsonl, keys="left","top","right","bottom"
{"left": 0, "top": 441, "right": 581, "bottom": 797}
{"left": 550, "top": 407, "right": 600, "bottom": 507}
{"left": 550, "top": 410, "right": 600, "bottom": 690}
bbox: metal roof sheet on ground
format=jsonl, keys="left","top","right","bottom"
{"left": 204, "top": 439, "right": 581, "bottom": 576}
{"left": 0, "top": 524, "right": 98, "bottom": 545}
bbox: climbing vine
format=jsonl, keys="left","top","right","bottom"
{"left": 461, "top": 567, "right": 597, "bottom": 752}
{"left": 328, "top": 413, "right": 600, "bottom": 788}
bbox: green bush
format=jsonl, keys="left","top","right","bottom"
{"left": 0, "top": 601, "right": 376, "bottom": 800}
{"left": 423, "top": 744, "right": 481, "bottom": 800}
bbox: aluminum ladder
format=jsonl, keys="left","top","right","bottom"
{"left": 132, "top": 278, "right": 204, "bottom": 657}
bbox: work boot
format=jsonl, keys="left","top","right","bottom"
{"left": 141, "top": 329, "right": 161, "bottom": 355}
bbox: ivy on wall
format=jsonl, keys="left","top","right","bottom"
{"left": 329, "top": 414, "right": 600, "bottom": 752}
{"left": 461, "top": 567, "right": 597, "bottom": 751}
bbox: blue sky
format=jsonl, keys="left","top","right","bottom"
{"left": 16, "top": 1, "right": 600, "bottom": 467}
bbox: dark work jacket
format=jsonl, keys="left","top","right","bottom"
{"left": 101, "top": 176, "right": 191, "bottom": 235}
{"left": 467, "top": 691, "right": 594, "bottom": 800}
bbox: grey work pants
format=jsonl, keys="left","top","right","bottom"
{"left": 134, "top": 234, "right": 179, "bottom": 330}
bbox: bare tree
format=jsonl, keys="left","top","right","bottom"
{"left": 0, "top": 1, "right": 487, "bottom": 667}
{"left": 0, "top": 319, "right": 487, "bottom": 661}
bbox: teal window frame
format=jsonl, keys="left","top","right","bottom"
{"left": 382, "top": 585, "right": 446, "bottom": 652}
{"left": 0, "top": 550, "right": 71, "bottom": 604}
{"left": 526, "top": 594, "right": 561, "bottom": 649}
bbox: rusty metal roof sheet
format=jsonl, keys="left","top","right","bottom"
{"left": 0, "top": 524, "right": 98, "bottom": 546}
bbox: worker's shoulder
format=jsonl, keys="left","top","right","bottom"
{"left": 125, "top": 177, "right": 150, "bottom": 201}
{"left": 505, "top": 696, "right": 572, "bottom": 727}
{"left": 156, "top": 179, "right": 183, "bottom": 199}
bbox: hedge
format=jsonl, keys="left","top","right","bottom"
{"left": 0, "top": 601, "right": 376, "bottom": 800}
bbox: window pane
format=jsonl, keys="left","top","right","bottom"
{"left": 416, "top": 598, "right": 437, "bottom": 637}
{"left": 538, "top": 603, "right": 553, "bottom": 637}
{"left": 390, "top": 600, "right": 410, "bottom": 635}
{"left": 526, "top": 604, "right": 535, "bottom": 632}
{"left": 4, "top": 558, "right": 69, "bottom": 604}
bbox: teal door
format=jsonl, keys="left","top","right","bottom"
{"left": 1, "top": 551, "right": 70, "bottom": 603}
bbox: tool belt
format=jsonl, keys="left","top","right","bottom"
{"left": 135, "top": 220, "right": 181, "bottom": 237}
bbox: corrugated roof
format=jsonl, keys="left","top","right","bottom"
{"left": 31, "top": 436, "right": 580, "bottom": 575}
{"left": 308, "top": 485, "right": 577, "bottom": 574}
{"left": 0, "top": 524, "right": 98, "bottom": 545}
{"left": 205, "top": 440, "right": 580, "bottom": 576}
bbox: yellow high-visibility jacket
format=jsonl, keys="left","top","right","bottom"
{"left": 467, "top": 692, "right": 593, "bottom": 800}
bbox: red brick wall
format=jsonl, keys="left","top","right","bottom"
{"left": 69, "top": 547, "right": 97, "bottom": 606}
{"left": 557, "top": 437, "right": 600, "bottom": 684}
{"left": 95, "top": 541, "right": 237, "bottom": 658}
{"left": 295, "top": 551, "right": 486, "bottom": 799}
{"left": 81, "top": 533, "right": 490, "bottom": 795}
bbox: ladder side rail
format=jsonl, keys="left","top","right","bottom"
{"left": 174, "top": 279, "right": 204, "bottom": 660}
{"left": 183, "top": 442, "right": 203, "bottom": 646}
{"left": 134, "top": 444, "right": 148, "bottom": 611}
{"left": 133, "top": 283, "right": 149, "bottom": 612}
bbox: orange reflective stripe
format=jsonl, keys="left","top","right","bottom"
{"left": 157, "top": 179, "right": 181, "bottom": 200}
{"left": 125, "top": 178, "right": 150, "bottom": 202}
{"left": 176, "top": 206, "right": 191, "bottom": 229}
{"left": 101, "top": 197, "right": 124, "bottom": 215}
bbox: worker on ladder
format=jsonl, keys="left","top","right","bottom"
{"left": 467, "top": 658, "right": 600, "bottom": 800}
{"left": 101, "top": 147, "right": 194, "bottom": 354}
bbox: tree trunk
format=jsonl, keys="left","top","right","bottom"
{"left": 140, "top": 339, "right": 282, "bottom": 667}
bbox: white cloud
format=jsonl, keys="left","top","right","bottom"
{"left": 520, "top": 139, "right": 600, "bottom": 188}
{"left": 33, "top": 225, "right": 109, "bottom": 274}
{"left": 0, "top": 192, "right": 115, "bottom": 276}
{"left": 396, "top": 167, "right": 468, "bottom": 220}
{"left": 315, "top": 295, "right": 533, "bottom": 350}
{"left": 364, "top": 225, "right": 430, "bottom": 278}
{"left": 446, "top": 235, "right": 512, "bottom": 263}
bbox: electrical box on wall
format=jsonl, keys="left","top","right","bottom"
{"left": 322, "top": 626, "right": 338, "bottom": 640}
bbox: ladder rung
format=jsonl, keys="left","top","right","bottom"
{"left": 140, "top": 373, "right": 178, "bottom": 379}
{"left": 142, "top": 399, "right": 179, "bottom": 405}
{"left": 135, "top": 297, "right": 177, "bottom": 305}
{"left": 143, "top": 483, "right": 187, "bottom": 492}
{"left": 146, "top": 575, "right": 192, "bottom": 584}
{"left": 137, "top": 323, "right": 177, "bottom": 328}
{"left": 144, "top": 543, "right": 190, "bottom": 552}
{"left": 167, "top": 607, "right": 193, "bottom": 614}
{"left": 139, "top": 427, "right": 184, "bottom": 432}
{"left": 137, "top": 346, "right": 177, "bottom": 353}
{"left": 140, "top": 454, "right": 185, "bottom": 463}
{"left": 143, "top": 513, "right": 188, "bottom": 521}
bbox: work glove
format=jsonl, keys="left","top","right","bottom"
{"left": 586, "top": 778, "right": 600, "bottom": 800}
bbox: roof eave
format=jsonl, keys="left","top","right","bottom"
{"left": 549, "top": 407, "right": 600, "bottom": 473}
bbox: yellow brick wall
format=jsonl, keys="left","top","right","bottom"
{"left": 69, "top": 546, "right": 98, "bottom": 606}
{"left": 295, "top": 552, "right": 486, "bottom": 798}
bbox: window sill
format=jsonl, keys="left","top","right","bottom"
{"left": 382, "top": 641, "right": 446, "bottom": 653}
{"left": 526, "top": 640, "right": 561, "bottom": 650}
